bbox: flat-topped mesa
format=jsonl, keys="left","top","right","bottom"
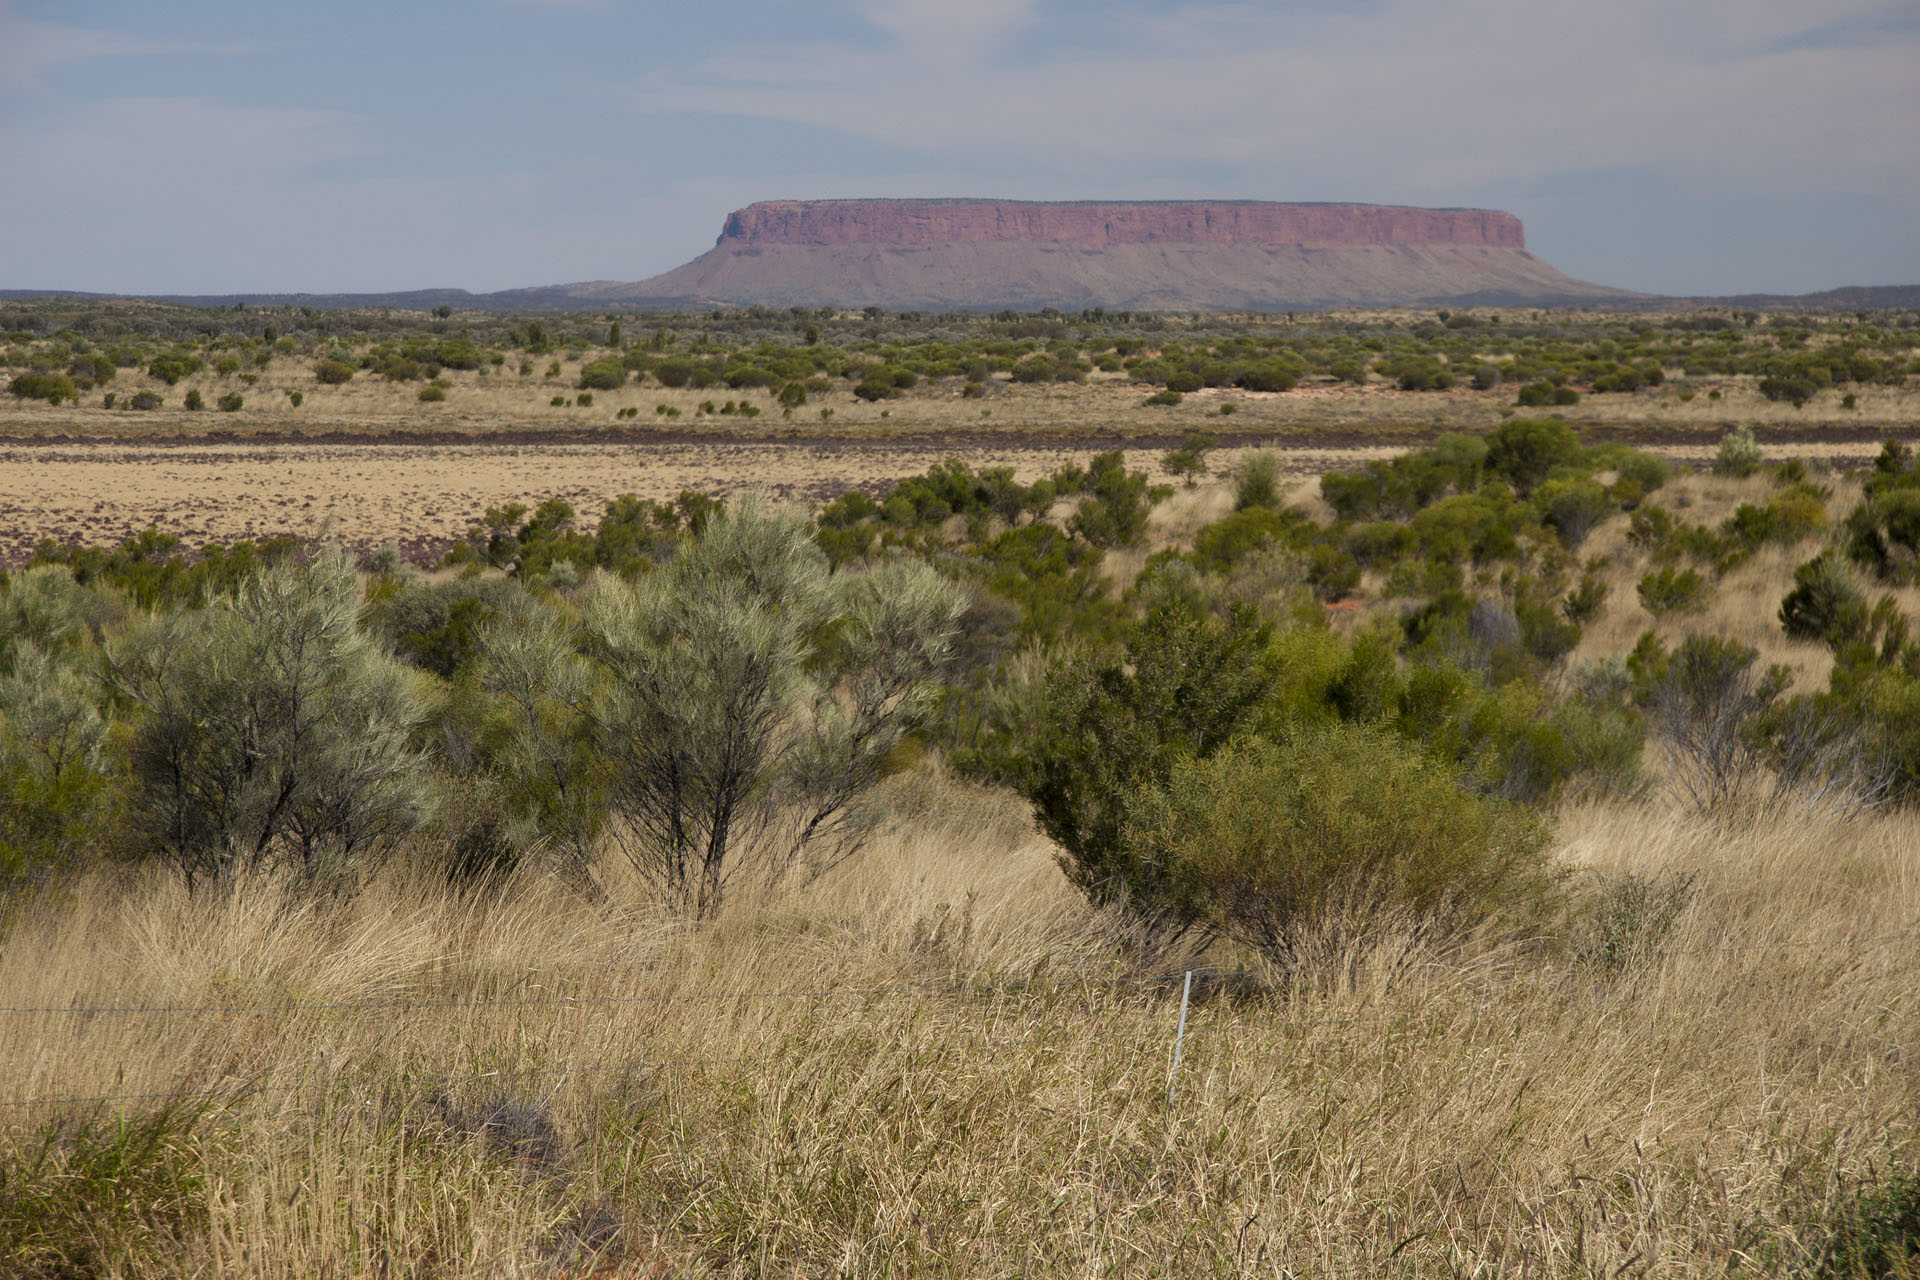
{"left": 718, "top": 199, "right": 1527, "bottom": 251}
{"left": 623, "top": 195, "right": 1632, "bottom": 310}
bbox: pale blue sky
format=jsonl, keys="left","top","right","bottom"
{"left": 3, "top": 0, "right": 1916, "bottom": 297}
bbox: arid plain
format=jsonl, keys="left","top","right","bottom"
{"left": 3, "top": 363, "right": 1914, "bottom": 564}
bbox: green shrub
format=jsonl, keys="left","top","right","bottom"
{"left": 1389, "top": 355, "right": 1454, "bottom": 391}
{"left": 1574, "top": 871, "right": 1694, "bottom": 970}
{"left": 498, "top": 499, "right": 966, "bottom": 914}
{"left": 1562, "top": 569, "right": 1609, "bottom": 624}
{"left": 1486, "top": 417, "right": 1582, "bottom": 494}
{"left": 146, "top": 352, "right": 203, "bottom": 385}
{"left": 1009, "top": 604, "right": 1273, "bottom": 925}
{"left": 1821, "top": 1164, "right": 1920, "bottom": 1278}
{"left": 1069, "top": 451, "right": 1155, "bottom": 549}
{"left": 576, "top": 359, "right": 626, "bottom": 391}
{"left": 418, "top": 382, "right": 448, "bottom": 402}
{"left": 314, "top": 359, "right": 355, "bottom": 385}
{"left": 129, "top": 391, "right": 162, "bottom": 410}
{"left": 1845, "top": 486, "right": 1920, "bottom": 583}
{"left": 1130, "top": 726, "right": 1551, "bottom": 966}
{"left": 6, "top": 372, "right": 76, "bottom": 403}
{"left": 1638, "top": 566, "right": 1709, "bottom": 615}
{"left": 1608, "top": 448, "right": 1674, "bottom": 495}
{"left": 1780, "top": 550, "right": 1867, "bottom": 646}
{"left": 1235, "top": 450, "right": 1284, "bottom": 511}
{"left": 183, "top": 389, "right": 204, "bottom": 411}
{"left": 576, "top": 392, "right": 593, "bottom": 407}
{"left": 1534, "top": 477, "right": 1614, "bottom": 548}
{"left": 1143, "top": 388, "right": 1182, "bottom": 407}
{"left": 1304, "top": 543, "right": 1362, "bottom": 601}
{"left": 1713, "top": 426, "right": 1764, "bottom": 477}
{"left": 286, "top": 389, "right": 303, "bottom": 407}
{"left": 1237, "top": 359, "right": 1298, "bottom": 393}
{"left": 1724, "top": 490, "right": 1826, "bottom": 547}
{"left": 215, "top": 392, "right": 242, "bottom": 412}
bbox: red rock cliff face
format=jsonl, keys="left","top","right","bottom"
{"left": 718, "top": 200, "right": 1526, "bottom": 250}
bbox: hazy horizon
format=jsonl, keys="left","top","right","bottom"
{"left": 4, "top": 0, "right": 1916, "bottom": 299}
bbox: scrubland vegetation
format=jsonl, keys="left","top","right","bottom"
{"left": 4, "top": 300, "right": 1919, "bottom": 438}
{"left": 5, "top": 303, "right": 1920, "bottom": 1272}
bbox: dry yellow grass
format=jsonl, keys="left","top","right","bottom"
{"left": 4, "top": 766, "right": 1917, "bottom": 1275}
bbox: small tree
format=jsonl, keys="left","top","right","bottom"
{"left": 1162, "top": 432, "right": 1216, "bottom": 489}
{"left": 1069, "top": 451, "right": 1155, "bottom": 548}
{"left": 107, "top": 546, "right": 436, "bottom": 886}
{"left": 499, "top": 497, "right": 966, "bottom": 915}
{"left": 1012, "top": 603, "right": 1273, "bottom": 934}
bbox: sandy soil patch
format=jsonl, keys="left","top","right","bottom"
{"left": 0, "top": 439, "right": 1405, "bottom": 565}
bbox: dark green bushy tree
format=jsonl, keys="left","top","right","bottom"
{"left": 1011, "top": 604, "right": 1273, "bottom": 923}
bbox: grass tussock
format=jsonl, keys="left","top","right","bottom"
{"left": 2, "top": 769, "right": 1918, "bottom": 1277}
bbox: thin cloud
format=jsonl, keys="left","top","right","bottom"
{"left": 0, "top": 13, "right": 253, "bottom": 94}
{"left": 627, "top": 0, "right": 1920, "bottom": 208}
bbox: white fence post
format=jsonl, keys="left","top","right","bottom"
{"left": 1167, "top": 970, "right": 1193, "bottom": 1107}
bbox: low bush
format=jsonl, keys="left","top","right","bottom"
{"left": 146, "top": 352, "right": 203, "bottom": 385}
{"left": 1638, "top": 566, "right": 1709, "bottom": 615}
{"left": 1235, "top": 451, "right": 1284, "bottom": 512}
{"left": 577, "top": 359, "right": 626, "bottom": 391}
{"left": 216, "top": 392, "right": 243, "bottom": 412}
{"left": 1130, "top": 726, "right": 1552, "bottom": 966}
{"left": 1713, "top": 427, "right": 1764, "bottom": 477}
{"left": 314, "top": 359, "right": 355, "bottom": 385}
{"left": 6, "top": 372, "right": 75, "bottom": 403}
{"left": 1780, "top": 550, "right": 1868, "bottom": 647}
{"left": 1486, "top": 417, "right": 1583, "bottom": 494}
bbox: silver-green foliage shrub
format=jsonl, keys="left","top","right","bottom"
{"left": 491, "top": 496, "right": 966, "bottom": 915}
{"left": 107, "top": 545, "right": 435, "bottom": 884}
{"left": 0, "top": 566, "right": 112, "bottom": 880}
